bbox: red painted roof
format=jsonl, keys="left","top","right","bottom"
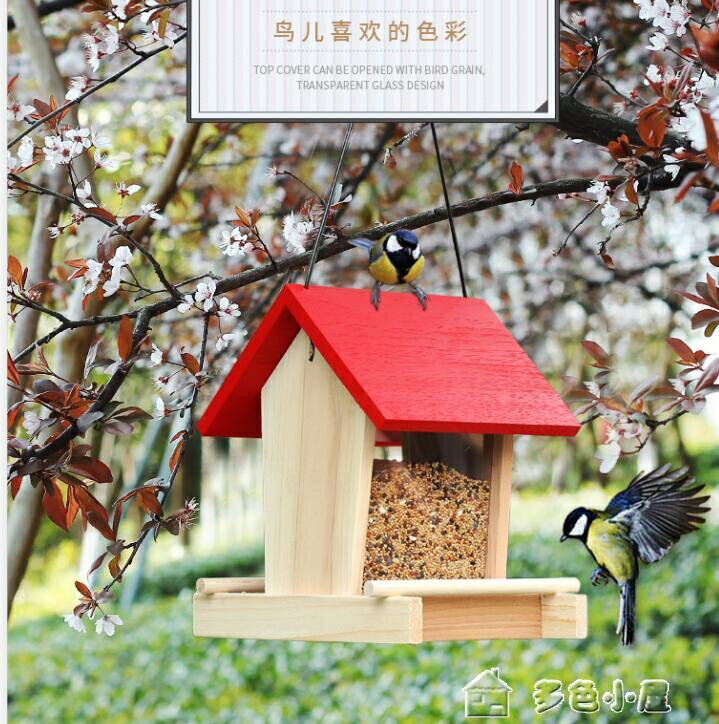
{"left": 198, "top": 284, "right": 579, "bottom": 439}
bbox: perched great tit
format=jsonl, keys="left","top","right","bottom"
{"left": 348, "top": 229, "right": 427, "bottom": 310}
{"left": 561, "top": 464, "right": 709, "bottom": 646}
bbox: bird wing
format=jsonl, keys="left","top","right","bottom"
{"left": 348, "top": 237, "right": 384, "bottom": 265}
{"left": 605, "top": 464, "right": 710, "bottom": 564}
{"left": 347, "top": 237, "right": 374, "bottom": 251}
{"left": 369, "top": 243, "right": 385, "bottom": 266}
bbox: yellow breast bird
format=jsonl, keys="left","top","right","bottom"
{"left": 348, "top": 229, "right": 426, "bottom": 310}
{"left": 561, "top": 464, "right": 709, "bottom": 645}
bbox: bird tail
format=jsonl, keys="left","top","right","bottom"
{"left": 617, "top": 579, "right": 636, "bottom": 646}
{"left": 347, "top": 237, "right": 374, "bottom": 251}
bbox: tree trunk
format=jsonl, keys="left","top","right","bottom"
{"left": 7, "top": 0, "right": 202, "bottom": 614}
{"left": 8, "top": 123, "right": 201, "bottom": 614}
{"left": 7, "top": 0, "right": 93, "bottom": 616}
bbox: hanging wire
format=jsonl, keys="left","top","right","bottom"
{"left": 304, "top": 122, "right": 354, "bottom": 287}
{"left": 430, "top": 122, "right": 468, "bottom": 298}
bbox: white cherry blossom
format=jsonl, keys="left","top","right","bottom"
{"left": 177, "top": 294, "right": 195, "bottom": 314}
{"left": 141, "top": 202, "right": 163, "bottom": 220}
{"left": 216, "top": 228, "right": 250, "bottom": 256}
{"left": 217, "top": 297, "right": 241, "bottom": 319}
{"left": 63, "top": 613, "right": 86, "bottom": 633}
{"left": 282, "top": 212, "right": 313, "bottom": 254}
{"left": 7, "top": 99, "right": 34, "bottom": 121}
{"left": 646, "top": 33, "right": 668, "bottom": 51}
{"left": 150, "top": 344, "right": 163, "bottom": 366}
{"left": 116, "top": 182, "right": 141, "bottom": 197}
{"left": 22, "top": 411, "right": 42, "bottom": 436}
{"left": 600, "top": 202, "right": 621, "bottom": 229}
{"left": 215, "top": 333, "right": 236, "bottom": 351}
{"left": 109, "top": 246, "right": 133, "bottom": 269}
{"left": 193, "top": 280, "right": 216, "bottom": 312}
{"left": 77, "top": 180, "right": 96, "bottom": 207}
{"left": 17, "top": 137, "right": 34, "bottom": 167}
{"left": 95, "top": 614, "right": 123, "bottom": 636}
{"left": 587, "top": 180, "right": 610, "bottom": 204}
{"left": 82, "top": 259, "right": 104, "bottom": 294}
{"left": 153, "top": 397, "right": 167, "bottom": 418}
{"left": 66, "top": 76, "right": 91, "bottom": 101}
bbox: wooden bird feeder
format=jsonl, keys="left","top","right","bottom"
{"left": 194, "top": 284, "right": 586, "bottom": 643}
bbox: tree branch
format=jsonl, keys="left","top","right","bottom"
{"left": 556, "top": 92, "right": 684, "bottom": 149}
{"left": 7, "top": 32, "right": 187, "bottom": 151}
{"left": 13, "top": 170, "right": 695, "bottom": 366}
{"left": 101, "top": 313, "right": 210, "bottom": 594}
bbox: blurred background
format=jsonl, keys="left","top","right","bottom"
{"left": 7, "top": 0, "right": 719, "bottom": 721}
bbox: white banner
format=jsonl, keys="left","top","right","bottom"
{"left": 188, "top": 0, "right": 558, "bottom": 121}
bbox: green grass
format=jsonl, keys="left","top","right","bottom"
{"left": 8, "top": 528, "right": 718, "bottom": 723}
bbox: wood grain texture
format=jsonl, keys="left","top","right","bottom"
{"left": 364, "top": 577, "right": 581, "bottom": 597}
{"left": 541, "top": 593, "right": 588, "bottom": 639}
{"left": 196, "top": 577, "right": 265, "bottom": 594}
{"left": 422, "top": 594, "right": 543, "bottom": 640}
{"left": 261, "top": 331, "right": 376, "bottom": 596}
{"left": 484, "top": 434, "right": 514, "bottom": 578}
{"left": 192, "top": 593, "right": 423, "bottom": 643}
{"left": 192, "top": 591, "right": 587, "bottom": 642}
{"left": 197, "top": 284, "right": 580, "bottom": 439}
{"left": 422, "top": 592, "right": 587, "bottom": 641}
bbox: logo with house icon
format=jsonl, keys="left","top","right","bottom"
{"left": 463, "top": 668, "right": 512, "bottom": 718}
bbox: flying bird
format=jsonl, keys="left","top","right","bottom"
{"left": 348, "top": 229, "right": 427, "bottom": 310}
{"left": 561, "top": 464, "right": 709, "bottom": 645}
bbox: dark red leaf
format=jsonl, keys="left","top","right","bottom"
{"left": 66, "top": 485, "right": 80, "bottom": 528}
{"left": 169, "top": 438, "right": 185, "bottom": 473}
{"left": 108, "top": 554, "right": 121, "bottom": 579}
{"left": 10, "top": 476, "right": 23, "bottom": 498}
{"left": 674, "top": 171, "right": 703, "bottom": 203}
{"left": 8, "top": 256, "right": 23, "bottom": 287}
{"left": 581, "top": 340, "right": 610, "bottom": 366}
{"left": 86, "top": 510, "right": 116, "bottom": 541}
{"left": 7, "top": 402, "right": 23, "bottom": 431}
{"left": 67, "top": 456, "right": 114, "bottom": 484}
{"left": 118, "top": 315, "right": 133, "bottom": 360}
{"left": 88, "top": 552, "right": 107, "bottom": 577}
{"left": 136, "top": 488, "right": 163, "bottom": 516}
{"left": 692, "top": 308, "right": 719, "bottom": 329}
{"left": 8, "top": 353, "right": 20, "bottom": 386}
{"left": 103, "top": 419, "right": 135, "bottom": 436}
{"left": 624, "top": 178, "right": 639, "bottom": 206}
{"left": 637, "top": 104, "right": 668, "bottom": 148}
{"left": 74, "top": 485, "right": 115, "bottom": 540}
{"left": 75, "top": 580, "right": 93, "bottom": 599}
{"left": 112, "top": 406, "right": 151, "bottom": 421}
{"left": 112, "top": 501, "right": 124, "bottom": 537}
{"left": 507, "top": 161, "right": 524, "bottom": 195}
{"left": 696, "top": 358, "right": 719, "bottom": 391}
{"left": 42, "top": 482, "right": 68, "bottom": 531}
{"left": 700, "top": 109, "right": 719, "bottom": 166}
{"left": 89, "top": 207, "right": 118, "bottom": 224}
{"left": 181, "top": 352, "right": 200, "bottom": 376}
{"left": 666, "top": 337, "right": 697, "bottom": 362}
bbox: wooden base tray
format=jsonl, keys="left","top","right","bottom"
{"left": 193, "top": 578, "right": 587, "bottom": 644}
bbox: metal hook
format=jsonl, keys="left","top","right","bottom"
{"left": 430, "top": 122, "right": 468, "bottom": 298}
{"left": 304, "top": 122, "right": 354, "bottom": 288}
